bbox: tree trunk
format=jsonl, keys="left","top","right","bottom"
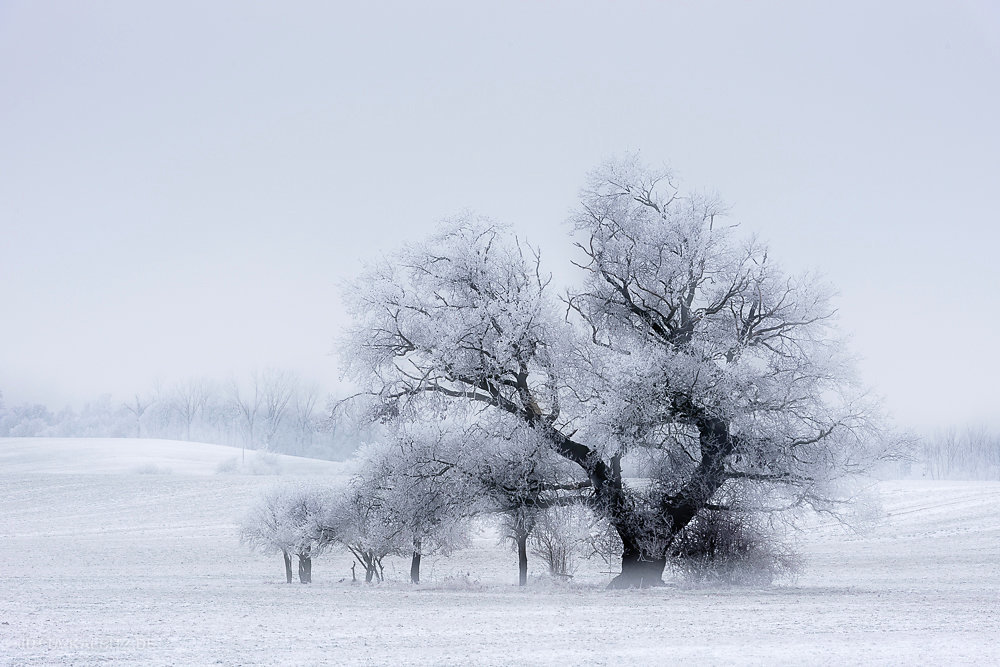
{"left": 298, "top": 555, "right": 312, "bottom": 583}
{"left": 283, "top": 550, "right": 293, "bottom": 583}
{"left": 608, "top": 543, "right": 667, "bottom": 589}
{"left": 365, "top": 564, "right": 375, "bottom": 583}
{"left": 516, "top": 528, "right": 528, "bottom": 586}
{"left": 600, "top": 413, "right": 735, "bottom": 588}
{"left": 410, "top": 537, "right": 422, "bottom": 584}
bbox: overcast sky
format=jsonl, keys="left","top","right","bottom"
{"left": 2, "top": 1, "right": 998, "bottom": 430}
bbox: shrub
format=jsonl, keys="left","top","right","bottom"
{"left": 585, "top": 518, "right": 623, "bottom": 572}
{"left": 669, "top": 511, "right": 800, "bottom": 586}
{"left": 529, "top": 504, "right": 592, "bottom": 578}
{"left": 215, "top": 452, "right": 283, "bottom": 475}
{"left": 132, "top": 463, "right": 172, "bottom": 475}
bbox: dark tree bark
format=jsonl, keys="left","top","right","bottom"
{"left": 515, "top": 526, "right": 529, "bottom": 586}
{"left": 410, "top": 537, "right": 422, "bottom": 584}
{"left": 349, "top": 547, "right": 381, "bottom": 584}
{"left": 390, "top": 359, "right": 740, "bottom": 589}
{"left": 298, "top": 555, "right": 312, "bottom": 583}
{"left": 608, "top": 547, "right": 667, "bottom": 589}
{"left": 282, "top": 550, "right": 293, "bottom": 584}
{"left": 607, "top": 412, "right": 736, "bottom": 587}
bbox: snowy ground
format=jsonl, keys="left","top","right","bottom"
{"left": 1, "top": 438, "right": 998, "bottom": 665}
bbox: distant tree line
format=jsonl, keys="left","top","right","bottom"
{"left": 916, "top": 426, "right": 1000, "bottom": 480}
{"left": 0, "top": 371, "right": 367, "bottom": 461}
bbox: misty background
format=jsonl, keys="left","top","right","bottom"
{"left": 2, "top": 1, "right": 998, "bottom": 442}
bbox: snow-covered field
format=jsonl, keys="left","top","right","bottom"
{"left": 1, "top": 438, "right": 998, "bottom": 665}
{"left": 0, "top": 437, "right": 347, "bottom": 476}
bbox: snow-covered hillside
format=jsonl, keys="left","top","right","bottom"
{"left": 0, "top": 437, "right": 348, "bottom": 475}
{"left": 0, "top": 438, "right": 998, "bottom": 665}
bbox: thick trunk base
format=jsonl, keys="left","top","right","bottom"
{"left": 607, "top": 551, "right": 667, "bottom": 589}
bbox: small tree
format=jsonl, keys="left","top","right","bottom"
{"left": 122, "top": 393, "right": 153, "bottom": 438}
{"left": 386, "top": 417, "right": 589, "bottom": 586}
{"left": 669, "top": 510, "right": 800, "bottom": 586}
{"left": 356, "top": 431, "right": 477, "bottom": 584}
{"left": 258, "top": 369, "right": 296, "bottom": 451}
{"left": 476, "top": 430, "right": 587, "bottom": 586}
{"left": 230, "top": 376, "right": 261, "bottom": 454}
{"left": 290, "top": 382, "right": 321, "bottom": 455}
{"left": 317, "top": 484, "right": 398, "bottom": 584}
{"left": 586, "top": 517, "right": 624, "bottom": 574}
{"left": 500, "top": 507, "right": 538, "bottom": 587}
{"left": 240, "top": 484, "right": 329, "bottom": 583}
{"left": 171, "top": 379, "right": 212, "bottom": 441}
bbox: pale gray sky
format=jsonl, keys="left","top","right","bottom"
{"left": 1, "top": 1, "right": 998, "bottom": 429}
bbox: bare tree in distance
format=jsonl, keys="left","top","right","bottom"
{"left": 122, "top": 393, "right": 154, "bottom": 438}
{"left": 291, "top": 382, "right": 321, "bottom": 453}
{"left": 257, "top": 369, "right": 296, "bottom": 451}
{"left": 171, "top": 379, "right": 212, "bottom": 442}
{"left": 229, "top": 377, "right": 260, "bottom": 462}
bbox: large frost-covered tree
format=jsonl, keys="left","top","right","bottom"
{"left": 342, "top": 155, "right": 894, "bottom": 587}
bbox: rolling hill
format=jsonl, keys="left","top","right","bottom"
{"left": 0, "top": 436, "right": 348, "bottom": 476}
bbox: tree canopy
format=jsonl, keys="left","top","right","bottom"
{"left": 341, "top": 155, "right": 895, "bottom": 587}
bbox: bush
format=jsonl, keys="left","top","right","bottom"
{"left": 669, "top": 511, "right": 800, "bottom": 586}
{"left": 215, "top": 452, "right": 283, "bottom": 475}
{"left": 132, "top": 463, "right": 172, "bottom": 475}
{"left": 215, "top": 457, "right": 239, "bottom": 474}
{"left": 529, "top": 504, "right": 592, "bottom": 578}
{"left": 428, "top": 574, "right": 484, "bottom": 591}
{"left": 585, "top": 518, "right": 623, "bottom": 572}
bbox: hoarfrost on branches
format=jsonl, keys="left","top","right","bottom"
{"left": 240, "top": 484, "right": 330, "bottom": 583}
{"left": 341, "top": 155, "right": 899, "bottom": 587}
